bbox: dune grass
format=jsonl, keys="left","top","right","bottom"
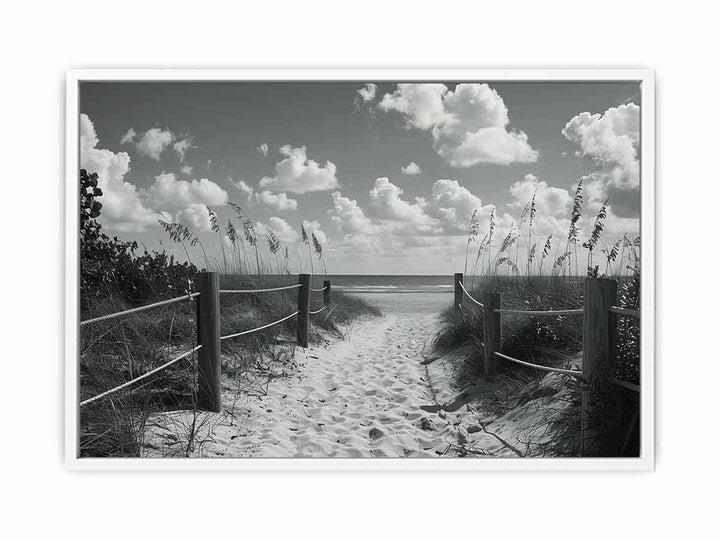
{"left": 433, "top": 179, "right": 641, "bottom": 457}
{"left": 79, "top": 169, "right": 380, "bottom": 457}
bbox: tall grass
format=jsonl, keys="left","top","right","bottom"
{"left": 434, "top": 180, "right": 641, "bottom": 456}
{"left": 80, "top": 182, "right": 379, "bottom": 458}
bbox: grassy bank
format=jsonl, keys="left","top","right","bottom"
{"left": 78, "top": 169, "right": 380, "bottom": 458}
{"left": 431, "top": 178, "right": 641, "bottom": 457}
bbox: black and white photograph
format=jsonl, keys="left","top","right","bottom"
{"left": 70, "top": 71, "right": 652, "bottom": 463}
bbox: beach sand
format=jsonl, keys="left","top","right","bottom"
{"left": 144, "top": 307, "right": 573, "bottom": 458}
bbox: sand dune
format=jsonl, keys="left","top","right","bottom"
{"left": 144, "top": 312, "right": 568, "bottom": 458}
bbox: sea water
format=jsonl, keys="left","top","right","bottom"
{"left": 320, "top": 275, "right": 454, "bottom": 315}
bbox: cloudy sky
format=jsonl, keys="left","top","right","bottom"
{"left": 80, "top": 81, "right": 641, "bottom": 275}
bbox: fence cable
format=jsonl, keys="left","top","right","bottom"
{"left": 309, "top": 305, "right": 327, "bottom": 315}
{"left": 609, "top": 306, "right": 640, "bottom": 319}
{"left": 309, "top": 286, "right": 329, "bottom": 292}
{"left": 220, "top": 311, "right": 299, "bottom": 341}
{"left": 494, "top": 308, "right": 583, "bottom": 316}
{"left": 458, "top": 282, "right": 485, "bottom": 308}
{"left": 219, "top": 284, "right": 302, "bottom": 294}
{"left": 609, "top": 376, "right": 640, "bottom": 392}
{"left": 493, "top": 351, "right": 584, "bottom": 378}
{"left": 80, "top": 293, "right": 200, "bottom": 327}
{"left": 80, "top": 344, "right": 203, "bottom": 407}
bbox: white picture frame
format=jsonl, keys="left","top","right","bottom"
{"left": 65, "top": 68, "right": 654, "bottom": 471}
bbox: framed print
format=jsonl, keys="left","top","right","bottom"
{"left": 66, "top": 69, "right": 654, "bottom": 470}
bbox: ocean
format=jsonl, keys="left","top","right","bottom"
{"left": 318, "top": 275, "right": 455, "bottom": 315}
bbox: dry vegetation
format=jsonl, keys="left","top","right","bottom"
{"left": 79, "top": 169, "right": 379, "bottom": 458}
{"left": 434, "top": 179, "right": 641, "bottom": 456}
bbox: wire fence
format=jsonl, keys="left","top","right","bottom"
{"left": 80, "top": 274, "right": 335, "bottom": 410}
{"left": 80, "top": 344, "right": 203, "bottom": 407}
{"left": 458, "top": 281, "right": 485, "bottom": 308}
{"left": 219, "top": 284, "right": 301, "bottom": 294}
{"left": 220, "top": 311, "right": 299, "bottom": 341}
{"left": 80, "top": 292, "right": 200, "bottom": 327}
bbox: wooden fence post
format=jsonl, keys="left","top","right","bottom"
{"left": 323, "top": 279, "right": 331, "bottom": 306}
{"left": 195, "top": 272, "right": 221, "bottom": 412}
{"left": 454, "top": 273, "right": 463, "bottom": 316}
{"left": 581, "top": 277, "right": 618, "bottom": 455}
{"left": 482, "top": 292, "right": 502, "bottom": 380}
{"left": 297, "top": 274, "right": 310, "bottom": 347}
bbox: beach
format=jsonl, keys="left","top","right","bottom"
{"left": 144, "top": 286, "right": 572, "bottom": 458}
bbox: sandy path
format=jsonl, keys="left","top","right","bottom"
{"left": 145, "top": 311, "right": 547, "bottom": 458}
{"left": 203, "top": 313, "right": 465, "bottom": 457}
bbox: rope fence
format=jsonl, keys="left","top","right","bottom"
{"left": 458, "top": 281, "right": 485, "bottom": 308}
{"left": 80, "top": 293, "right": 200, "bottom": 327}
{"left": 609, "top": 306, "right": 641, "bottom": 319}
{"left": 220, "top": 311, "right": 299, "bottom": 341}
{"left": 309, "top": 305, "right": 327, "bottom": 315}
{"left": 219, "top": 284, "right": 301, "bottom": 294}
{"left": 451, "top": 273, "right": 641, "bottom": 456}
{"left": 495, "top": 308, "right": 583, "bottom": 316}
{"left": 309, "top": 286, "right": 329, "bottom": 292}
{"left": 494, "top": 351, "right": 584, "bottom": 378}
{"left": 80, "top": 344, "right": 203, "bottom": 407}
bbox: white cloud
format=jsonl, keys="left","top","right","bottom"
{"left": 508, "top": 174, "right": 572, "bottom": 218}
{"left": 379, "top": 83, "right": 451, "bottom": 129}
{"left": 120, "top": 128, "right": 136, "bottom": 145}
{"left": 80, "top": 114, "right": 159, "bottom": 232}
{"left": 259, "top": 145, "right": 339, "bottom": 194}
{"left": 257, "top": 142, "right": 269, "bottom": 157}
{"left": 233, "top": 179, "right": 255, "bottom": 197}
{"left": 562, "top": 103, "right": 640, "bottom": 188}
{"left": 329, "top": 192, "right": 377, "bottom": 234}
{"left": 232, "top": 179, "right": 297, "bottom": 211}
{"left": 400, "top": 161, "right": 422, "bottom": 175}
{"left": 302, "top": 220, "right": 327, "bottom": 244}
{"left": 175, "top": 203, "right": 212, "bottom": 232}
{"left": 181, "top": 165, "right": 194, "bottom": 175}
{"left": 257, "top": 190, "right": 298, "bottom": 211}
{"left": 172, "top": 137, "right": 194, "bottom": 162}
{"left": 378, "top": 83, "right": 538, "bottom": 167}
{"left": 135, "top": 127, "right": 175, "bottom": 161}
{"left": 146, "top": 172, "right": 228, "bottom": 210}
{"left": 256, "top": 217, "right": 298, "bottom": 243}
{"left": 356, "top": 83, "right": 378, "bottom": 103}
{"left": 428, "top": 179, "right": 499, "bottom": 233}
{"left": 368, "top": 177, "right": 438, "bottom": 230}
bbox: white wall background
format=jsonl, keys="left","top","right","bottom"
{"left": 1, "top": 1, "right": 717, "bottom": 537}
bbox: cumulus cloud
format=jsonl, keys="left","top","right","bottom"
{"left": 329, "top": 192, "right": 377, "bottom": 234}
{"left": 134, "top": 127, "right": 175, "bottom": 161}
{"left": 428, "top": 179, "right": 492, "bottom": 232}
{"left": 400, "top": 161, "right": 422, "bottom": 175}
{"left": 80, "top": 114, "right": 159, "bottom": 232}
{"left": 257, "top": 142, "right": 269, "bottom": 157}
{"left": 232, "top": 179, "right": 298, "bottom": 211}
{"left": 356, "top": 83, "right": 378, "bottom": 103}
{"left": 256, "top": 217, "right": 298, "bottom": 243}
{"left": 176, "top": 203, "right": 213, "bottom": 232}
{"left": 120, "top": 128, "right": 136, "bottom": 145}
{"left": 172, "top": 137, "right": 194, "bottom": 162}
{"left": 145, "top": 172, "right": 229, "bottom": 210}
{"left": 181, "top": 165, "right": 194, "bottom": 175}
{"left": 562, "top": 103, "right": 640, "bottom": 188}
{"left": 259, "top": 145, "right": 339, "bottom": 194}
{"left": 368, "top": 178, "right": 438, "bottom": 231}
{"left": 257, "top": 190, "right": 298, "bottom": 211}
{"left": 302, "top": 220, "right": 327, "bottom": 244}
{"left": 378, "top": 83, "right": 538, "bottom": 167}
{"left": 508, "top": 174, "right": 572, "bottom": 218}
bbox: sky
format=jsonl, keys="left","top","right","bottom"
{"left": 80, "top": 81, "right": 641, "bottom": 275}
